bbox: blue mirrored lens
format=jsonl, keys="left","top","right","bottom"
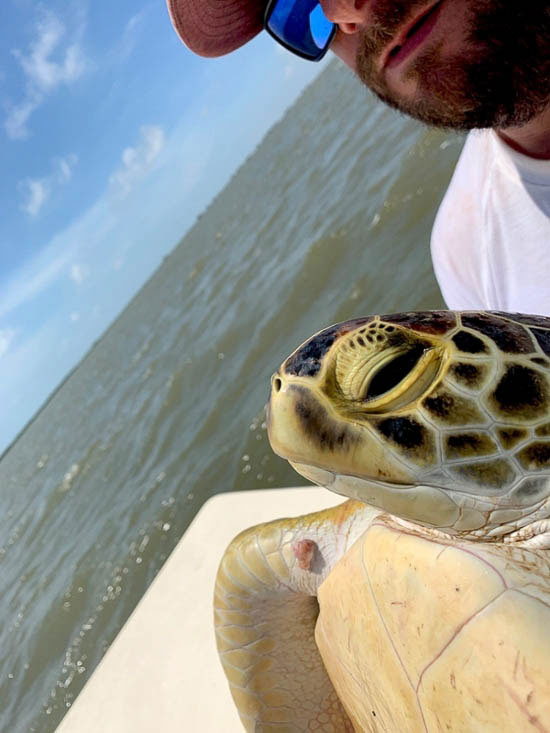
{"left": 267, "top": 0, "right": 334, "bottom": 59}
{"left": 308, "top": 4, "right": 333, "bottom": 48}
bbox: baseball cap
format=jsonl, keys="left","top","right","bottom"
{"left": 166, "top": 0, "right": 265, "bottom": 57}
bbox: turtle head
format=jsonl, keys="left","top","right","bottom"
{"left": 268, "top": 312, "right": 550, "bottom": 538}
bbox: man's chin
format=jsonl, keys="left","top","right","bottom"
{"left": 359, "top": 51, "right": 522, "bottom": 131}
{"left": 362, "top": 76, "right": 477, "bottom": 131}
{"left": 370, "top": 93, "right": 470, "bottom": 131}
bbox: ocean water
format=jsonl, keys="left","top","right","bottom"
{"left": 0, "top": 59, "right": 463, "bottom": 731}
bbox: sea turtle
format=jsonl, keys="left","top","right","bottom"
{"left": 214, "top": 311, "right": 550, "bottom": 732}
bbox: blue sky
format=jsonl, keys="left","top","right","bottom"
{"left": 0, "top": 0, "right": 327, "bottom": 452}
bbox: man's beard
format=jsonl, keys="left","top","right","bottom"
{"left": 355, "top": 0, "right": 550, "bottom": 130}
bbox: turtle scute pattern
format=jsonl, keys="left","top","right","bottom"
{"left": 279, "top": 311, "right": 550, "bottom": 515}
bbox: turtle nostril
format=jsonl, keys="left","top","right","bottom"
{"left": 273, "top": 377, "right": 282, "bottom": 393}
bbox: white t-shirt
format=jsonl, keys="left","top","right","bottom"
{"left": 431, "top": 129, "right": 550, "bottom": 315}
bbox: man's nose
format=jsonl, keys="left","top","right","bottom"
{"left": 319, "top": 0, "right": 368, "bottom": 34}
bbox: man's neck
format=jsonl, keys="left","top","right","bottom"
{"left": 497, "top": 106, "right": 550, "bottom": 160}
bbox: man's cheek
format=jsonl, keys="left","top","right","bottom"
{"left": 330, "top": 32, "right": 359, "bottom": 70}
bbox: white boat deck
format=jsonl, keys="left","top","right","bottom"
{"left": 57, "top": 486, "right": 343, "bottom": 732}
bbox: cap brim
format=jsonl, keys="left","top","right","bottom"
{"left": 167, "top": 0, "right": 264, "bottom": 57}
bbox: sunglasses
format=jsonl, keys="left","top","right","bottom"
{"left": 264, "top": 0, "right": 336, "bottom": 61}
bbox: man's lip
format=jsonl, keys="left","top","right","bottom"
{"left": 381, "top": 0, "right": 444, "bottom": 70}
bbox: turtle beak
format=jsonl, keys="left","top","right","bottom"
{"left": 267, "top": 371, "right": 307, "bottom": 462}
{"left": 265, "top": 373, "right": 276, "bottom": 432}
{"left": 268, "top": 371, "right": 352, "bottom": 469}
{"left": 266, "top": 371, "right": 286, "bottom": 457}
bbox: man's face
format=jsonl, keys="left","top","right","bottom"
{"left": 324, "top": 0, "right": 550, "bottom": 130}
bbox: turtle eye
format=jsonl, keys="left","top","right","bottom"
{"left": 335, "top": 331, "right": 443, "bottom": 413}
{"left": 366, "top": 345, "right": 425, "bottom": 401}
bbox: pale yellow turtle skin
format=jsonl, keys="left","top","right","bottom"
{"left": 214, "top": 311, "right": 550, "bottom": 732}
{"left": 317, "top": 510, "right": 550, "bottom": 731}
{"left": 214, "top": 500, "right": 377, "bottom": 732}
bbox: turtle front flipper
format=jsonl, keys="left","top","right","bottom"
{"left": 214, "top": 499, "right": 378, "bottom": 732}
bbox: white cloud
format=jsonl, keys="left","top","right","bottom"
{"left": 4, "top": 94, "right": 40, "bottom": 141}
{"left": 20, "top": 178, "right": 49, "bottom": 216}
{"left": 6, "top": 10, "right": 86, "bottom": 139}
{"left": 113, "top": 9, "right": 148, "bottom": 63}
{"left": 0, "top": 330, "right": 16, "bottom": 359}
{"left": 18, "top": 154, "right": 78, "bottom": 216}
{"left": 70, "top": 264, "right": 89, "bottom": 285}
{"left": 0, "top": 249, "right": 72, "bottom": 321}
{"left": 70, "top": 312, "right": 80, "bottom": 322}
{"left": 57, "top": 154, "right": 78, "bottom": 182}
{"left": 109, "top": 125, "right": 165, "bottom": 197}
{"left": 15, "top": 14, "right": 84, "bottom": 89}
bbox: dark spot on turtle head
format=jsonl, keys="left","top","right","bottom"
{"left": 292, "top": 386, "right": 357, "bottom": 453}
{"left": 531, "top": 357, "right": 550, "bottom": 367}
{"left": 382, "top": 311, "right": 457, "bottom": 334}
{"left": 495, "top": 312, "right": 550, "bottom": 329}
{"left": 444, "top": 432, "right": 496, "bottom": 459}
{"left": 451, "top": 330, "right": 487, "bottom": 354}
{"left": 492, "top": 365, "right": 547, "bottom": 417}
{"left": 381, "top": 310, "right": 456, "bottom": 335}
{"left": 284, "top": 318, "right": 373, "bottom": 377}
{"left": 496, "top": 427, "right": 527, "bottom": 450}
{"left": 461, "top": 313, "right": 536, "bottom": 354}
{"left": 531, "top": 328, "right": 550, "bottom": 357}
{"left": 450, "top": 362, "right": 483, "bottom": 386}
{"left": 376, "top": 417, "right": 425, "bottom": 449}
{"left": 536, "top": 423, "right": 550, "bottom": 437}
{"left": 284, "top": 329, "right": 338, "bottom": 378}
{"left": 515, "top": 442, "right": 550, "bottom": 470}
{"left": 512, "top": 477, "right": 550, "bottom": 500}
{"left": 422, "top": 393, "right": 455, "bottom": 418}
{"left": 447, "top": 434, "right": 481, "bottom": 450}
{"left": 450, "top": 459, "right": 516, "bottom": 489}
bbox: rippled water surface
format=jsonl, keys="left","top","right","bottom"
{"left": 0, "top": 60, "right": 463, "bottom": 731}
